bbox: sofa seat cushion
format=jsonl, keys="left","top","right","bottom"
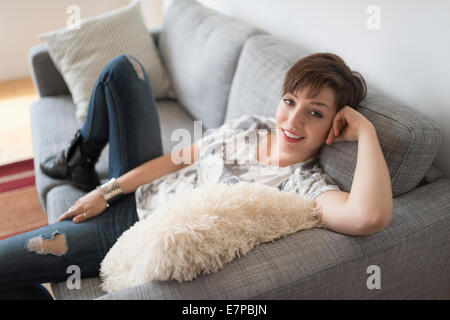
{"left": 44, "top": 165, "right": 450, "bottom": 301}
{"left": 95, "top": 177, "right": 450, "bottom": 299}
{"left": 159, "top": 0, "right": 264, "bottom": 129}
{"left": 45, "top": 176, "right": 450, "bottom": 300}
{"left": 51, "top": 275, "right": 105, "bottom": 300}
{"left": 226, "top": 34, "right": 444, "bottom": 197}
{"left": 30, "top": 95, "right": 198, "bottom": 214}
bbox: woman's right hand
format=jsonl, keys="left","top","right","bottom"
{"left": 57, "top": 189, "right": 108, "bottom": 223}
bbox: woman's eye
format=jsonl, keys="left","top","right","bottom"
{"left": 283, "top": 98, "right": 322, "bottom": 118}
{"left": 311, "top": 111, "right": 322, "bottom": 118}
{"left": 283, "top": 99, "right": 293, "bottom": 106}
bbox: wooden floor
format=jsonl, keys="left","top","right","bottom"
{"left": 0, "top": 77, "right": 38, "bottom": 166}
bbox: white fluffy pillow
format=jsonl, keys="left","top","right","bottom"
{"left": 39, "top": 0, "right": 175, "bottom": 122}
{"left": 99, "top": 181, "right": 324, "bottom": 294}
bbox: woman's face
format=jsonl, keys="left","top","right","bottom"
{"left": 274, "top": 85, "right": 337, "bottom": 164}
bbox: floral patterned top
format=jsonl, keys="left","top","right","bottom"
{"left": 135, "top": 114, "right": 340, "bottom": 220}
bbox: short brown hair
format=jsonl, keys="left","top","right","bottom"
{"left": 281, "top": 53, "right": 367, "bottom": 112}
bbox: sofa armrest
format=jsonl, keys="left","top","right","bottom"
{"left": 28, "top": 43, "right": 71, "bottom": 97}
{"left": 95, "top": 178, "right": 450, "bottom": 300}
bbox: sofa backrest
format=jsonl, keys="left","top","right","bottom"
{"left": 159, "top": 0, "right": 264, "bottom": 130}
{"left": 225, "top": 34, "right": 309, "bottom": 121}
{"left": 226, "top": 34, "right": 443, "bottom": 197}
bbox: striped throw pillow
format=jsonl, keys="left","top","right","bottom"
{"left": 39, "top": 0, "right": 175, "bottom": 123}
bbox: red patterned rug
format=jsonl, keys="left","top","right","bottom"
{"left": 0, "top": 159, "right": 48, "bottom": 240}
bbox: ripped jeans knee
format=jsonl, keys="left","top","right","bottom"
{"left": 125, "top": 55, "right": 145, "bottom": 81}
{"left": 25, "top": 231, "right": 68, "bottom": 257}
{"left": 101, "top": 54, "right": 147, "bottom": 84}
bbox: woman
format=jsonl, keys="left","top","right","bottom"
{"left": 0, "top": 52, "right": 392, "bottom": 299}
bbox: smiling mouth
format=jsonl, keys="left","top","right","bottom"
{"left": 281, "top": 129, "right": 305, "bottom": 143}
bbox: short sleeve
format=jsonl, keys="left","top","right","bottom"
{"left": 283, "top": 162, "right": 341, "bottom": 202}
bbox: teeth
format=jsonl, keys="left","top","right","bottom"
{"left": 283, "top": 129, "right": 302, "bottom": 139}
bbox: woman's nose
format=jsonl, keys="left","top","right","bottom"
{"left": 287, "top": 115, "right": 304, "bottom": 130}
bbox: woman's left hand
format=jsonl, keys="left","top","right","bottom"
{"left": 57, "top": 189, "right": 108, "bottom": 223}
{"left": 325, "top": 105, "right": 374, "bottom": 145}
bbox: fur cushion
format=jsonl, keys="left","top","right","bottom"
{"left": 99, "top": 181, "right": 324, "bottom": 293}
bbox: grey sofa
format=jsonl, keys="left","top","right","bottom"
{"left": 28, "top": 0, "right": 449, "bottom": 299}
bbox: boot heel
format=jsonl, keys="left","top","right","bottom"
{"left": 72, "top": 180, "right": 98, "bottom": 192}
{"left": 69, "top": 165, "right": 101, "bottom": 192}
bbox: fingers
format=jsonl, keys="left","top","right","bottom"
{"left": 330, "top": 113, "right": 341, "bottom": 138}
{"left": 58, "top": 203, "right": 88, "bottom": 223}
{"left": 73, "top": 212, "right": 90, "bottom": 223}
{"left": 326, "top": 127, "right": 334, "bottom": 145}
{"left": 335, "top": 115, "right": 345, "bottom": 136}
{"left": 326, "top": 117, "right": 344, "bottom": 145}
{"left": 57, "top": 205, "right": 76, "bottom": 222}
{"left": 335, "top": 114, "right": 348, "bottom": 137}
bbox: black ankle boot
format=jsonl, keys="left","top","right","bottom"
{"left": 40, "top": 129, "right": 103, "bottom": 192}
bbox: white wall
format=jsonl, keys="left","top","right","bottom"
{"left": 189, "top": 0, "right": 450, "bottom": 177}
{"left": 140, "top": 0, "right": 164, "bottom": 28}
{"left": 0, "top": 0, "right": 131, "bottom": 82}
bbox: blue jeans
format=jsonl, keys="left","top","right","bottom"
{"left": 0, "top": 54, "right": 164, "bottom": 299}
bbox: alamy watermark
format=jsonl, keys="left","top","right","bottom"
{"left": 366, "top": 265, "right": 381, "bottom": 289}
{"left": 66, "top": 5, "right": 81, "bottom": 30}
{"left": 66, "top": 265, "right": 81, "bottom": 290}
{"left": 170, "top": 120, "right": 280, "bottom": 167}
{"left": 366, "top": 5, "right": 381, "bottom": 30}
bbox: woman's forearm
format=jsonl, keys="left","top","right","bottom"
{"left": 347, "top": 124, "right": 393, "bottom": 226}
{"left": 116, "top": 143, "right": 199, "bottom": 194}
